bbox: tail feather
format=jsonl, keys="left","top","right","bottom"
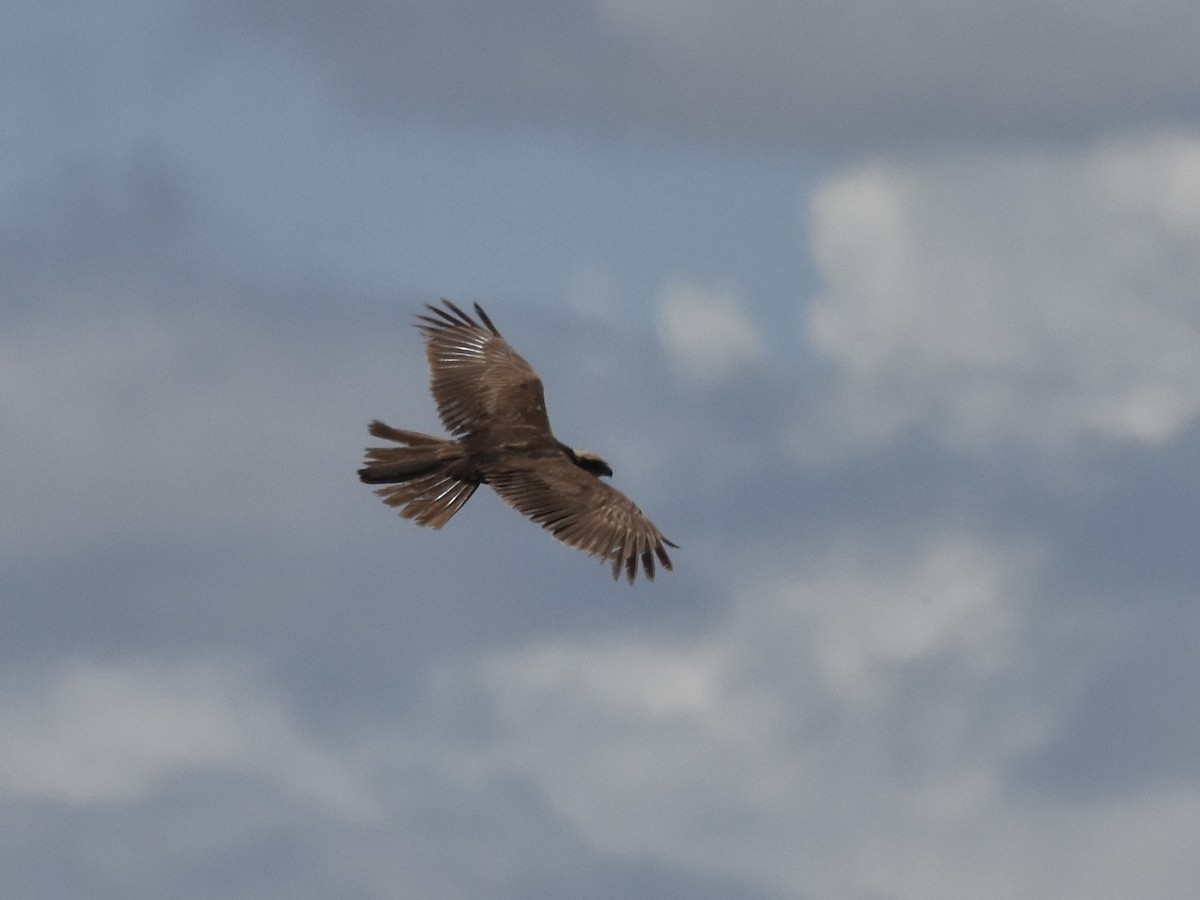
{"left": 367, "top": 420, "right": 445, "bottom": 445}
{"left": 374, "top": 473, "right": 478, "bottom": 529}
{"left": 358, "top": 447, "right": 443, "bottom": 483}
{"left": 358, "top": 422, "right": 479, "bottom": 528}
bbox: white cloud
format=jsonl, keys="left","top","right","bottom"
{"left": 802, "top": 132, "right": 1200, "bottom": 456}
{"left": 762, "top": 535, "right": 1029, "bottom": 709}
{"left": 0, "top": 655, "right": 376, "bottom": 819}
{"left": 405, "top": 532, "right": 1200, "bottom": 900}
{"left": 655, "top": 280, "right": 763, "bottom": 384}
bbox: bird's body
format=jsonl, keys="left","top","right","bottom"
{"left": 359, "top": 300, "right": 675, "bottom": 583}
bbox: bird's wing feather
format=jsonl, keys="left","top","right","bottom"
{"left": 485, "top": 455, "right": 676, "bottom": 584}
{"left": 417, "top": 300, "right": 551, "bottom": 439}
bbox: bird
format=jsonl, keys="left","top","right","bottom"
{"left": 358, "top": 299, "right": 676, "bottom": 583}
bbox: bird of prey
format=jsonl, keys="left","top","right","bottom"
{"left": 358, "top": 300, "right": 676, "bottom": 583}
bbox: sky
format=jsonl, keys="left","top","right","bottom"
{"left": 4, "top": 1, "right": 1200, "bottom": 898}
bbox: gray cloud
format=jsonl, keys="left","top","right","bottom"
{"left": 193, "top": 0, "right": 1200, "bottom": 149}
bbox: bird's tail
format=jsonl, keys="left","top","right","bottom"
{"left": 358, "top": 420, "right": 479, "bottom": 528}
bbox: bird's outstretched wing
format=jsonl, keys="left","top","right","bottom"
{"left": 417, "top": 300, "right": 551, "bottom": 440}
{"left": 485, "top": 455, "right": 677, "bottom": 584}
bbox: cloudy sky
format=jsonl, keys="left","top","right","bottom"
{"left": 5, "top": 1, "right": 1200, "bottom": 897}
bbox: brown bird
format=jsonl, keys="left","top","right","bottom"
{"left": 359, "top": 299, "right": 676, "bottom": 583}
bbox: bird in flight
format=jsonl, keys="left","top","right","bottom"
{"left": 358, "top": 300, "right": 676, "bottom": 583}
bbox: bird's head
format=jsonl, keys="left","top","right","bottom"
{"left": 571, "top": 448, "right": 613, "bottom": 478}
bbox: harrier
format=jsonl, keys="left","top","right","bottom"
{"left": 358, "top": 300, "right": 676, "bottom": 583}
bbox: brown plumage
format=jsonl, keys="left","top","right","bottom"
{"left": 359, "top": 300, "right": 676, "bottom": 583}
